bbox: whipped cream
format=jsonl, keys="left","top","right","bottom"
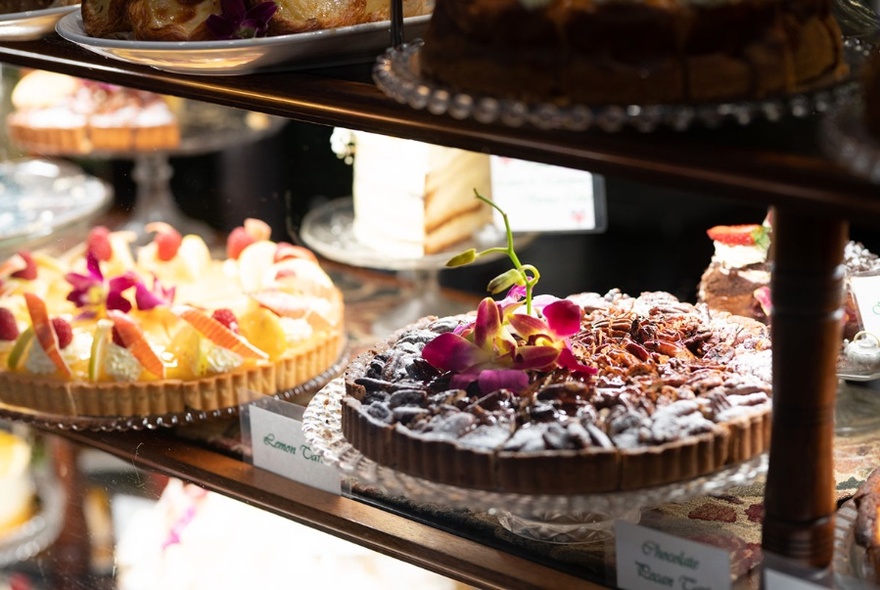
{"left": 712, "top": 243, "right": 768, "bottom": 268}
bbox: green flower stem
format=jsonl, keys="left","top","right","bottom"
{"left": 473, "top": 191, "right": 540, "bottom": 315}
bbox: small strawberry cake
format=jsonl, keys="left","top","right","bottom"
{"left": 697, "top": 222, "right": 773, "bottom": 323}
{"left": 0, "top": 219, "right": 345, "bottom": 421}
{"left": 697, "top": 219, "right": 880, "bottom": 339}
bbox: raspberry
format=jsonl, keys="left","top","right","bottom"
{"left": 87, "top": 226, "right": 113, "bottom": 262}
{"left": 226, "top": 227, "right": 254, "bottom": 260}
{"left": 51, "top": 317, "right": 73, "bottom": 349}
{"left": 10, "top": 251, "right": 37, "bottom": 280}
{"left": 212, "top": 308, "right": 239, "bottom": 333}
{"left": 155, "top": 227, "right": 182, "bottom": 261}
{"left": 111, "top": 326, "right": 126, "bottom": 347}
{"left": 0, "top": 308, "right": 19, "bottom": 341}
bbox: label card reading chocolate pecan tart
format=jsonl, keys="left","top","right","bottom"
{"left": 615, "top": 521, "right": 731, "bottom": 590}
{"left": 248, "top": 400, "right": 342, "bottom": 495}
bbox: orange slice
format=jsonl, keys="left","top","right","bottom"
{"left": 23, "top": 292, "right": 71, "bottom": 377}
{"left": 174, "top": 306, "right": 268, "bottom": 360}
{"left": 107, "top": 310, "right": 166, "bottom": 378}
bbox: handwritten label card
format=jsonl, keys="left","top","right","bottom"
{"left": 249, "top": 401, "right": 342, "bottom": 495}
{"left": 763, "top": 569, "right": 827, "bottom": 590}
{"left": 490, "top": 156, "right": 607, "bottom": 233}
{"left": 848, "top": 272, "right": 880, "bottom": 339}
{"left": 615, "top": 521, "right": 731, "bottom": 590}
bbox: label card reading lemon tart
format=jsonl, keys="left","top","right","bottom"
{"left": 615, "top": 521, "right": 731, "bottom": 590}
{"left": 489, "top": 156, "right": 607, "bottom": 233}
{"left": 248, "top": 400, "right": 342, "bottom": 495}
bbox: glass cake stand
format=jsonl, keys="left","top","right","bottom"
{"left": 299, "top": 197, "right": 538, "bottom": 336}
{"left": 0, "top": 158, "right": 111, "bottom": 259}
{"left": 303, "top": 378, "right": 769, "bottom": 544}
{"left": 100, "top": 108, "right": 286, "bottom": 243}
{"left": 373, "top": 39, "right": 868, "bottom": 133}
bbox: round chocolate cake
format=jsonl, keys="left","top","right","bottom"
{"left": 342, "top": 290, "right": 772, "bottom": 494}
{"left": 419, "top": 0, "right": 848, "bottom": 105}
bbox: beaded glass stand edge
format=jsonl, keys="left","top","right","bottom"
{"left": 304, "top": 378, "right": 768, "bottom": 521}
{"left": 373, "top": 39, "right": 869, "bottom": 133}
{"left": 0, "top": 349, "right": 349, "bottom": 432}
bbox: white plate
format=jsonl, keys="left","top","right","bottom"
{"left": 0, "top": 4, "right": 77, "bottom": 41}
{"left": 56, "top": 11, "right": 430, "bottom": 75}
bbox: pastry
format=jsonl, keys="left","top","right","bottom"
{"left": 330, "top": 128, "right": 494, "bottom": 257}
{"left": 419, "top": 0, "right": 848, "bottom": 105}
{"left": 81, "top": 0, "right": 430, "bottom": 40}
{"left": 0, "top": 219, "right": 346, "bottom": 418}
{"left": 7, "top": 71, "right": 180, "bottom": 155}
{"left": 697, "top": 222, "right": 773, "bottom": 324}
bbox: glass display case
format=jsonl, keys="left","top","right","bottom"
{"left": 0, "top": 21, "right": 877, "bottom": 589}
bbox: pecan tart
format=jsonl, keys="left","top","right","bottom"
{"left": 343, "top": 290, "right": 771, "bottom": 494}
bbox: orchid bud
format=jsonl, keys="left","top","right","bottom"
{"left": 487, "top": 269, "right": 525, "bottom": 294}
{"left": 446, "top": 249, "right": 477, "bottom": 267}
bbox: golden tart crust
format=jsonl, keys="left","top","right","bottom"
{"left": 342, "top": 291, "right": 772, "bottom": 494}
{"left": 0, "top": 329, "right": 345, "bottom": 417}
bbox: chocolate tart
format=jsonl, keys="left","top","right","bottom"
{"left": 342, "top": 291, "right": 772, "bottom": 494}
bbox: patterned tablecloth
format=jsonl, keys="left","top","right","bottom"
{"left": 174, "top": 264, "right": 880, "bottom": 589}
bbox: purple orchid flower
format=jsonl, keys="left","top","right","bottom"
{"left": 422, "top": 293, "right": 595, "bottom": 395}
{"left": 135, "top": 275, "right": 176, "bottom": 310}
{"left": 65, "top": 252, "right": 174, "bottom": 317}
{"left": 206, "top": 0, "right": 278, "bottom": 40}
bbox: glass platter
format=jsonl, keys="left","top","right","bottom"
{"left": 300, "top": 196, "right": 537, "bottom": 272}
{"left": 833, "top": 500, "right": 877, "bottom": 589}
{"left": 0, "top": 158, "right": 111, "bottom": 260}
{"left": 820, "top": 99, "right": 880, "bottom": 184}
{"left": 0, "top": 350, "right": 348, "bottom": 432}
{"left": 56, "top": 12, "right": 430, "bottom": 76}
{"left": 303, "top": 378, "right": 769, "bottom": 542}
{"left": 0, "top": 465, "right": 64, "bottom": 567}
{"left": 0, "top": 4, "right": 77, "bottom": 41}
{"left": 373, "top": 39, "right": 868, "bottom": 133}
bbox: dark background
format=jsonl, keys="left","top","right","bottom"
{"left": 87, "top": 119, "right": 877, "bottom": 304}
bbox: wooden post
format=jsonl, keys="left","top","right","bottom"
{"left": 761, "top": 208, "right": 847, "bottom": 569}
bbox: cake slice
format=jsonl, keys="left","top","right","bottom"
{"left": 332, "top": 128, "right": 494, "bottom": 258}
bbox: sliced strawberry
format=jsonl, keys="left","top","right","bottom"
{"left": 145, "top": 221, "right": 182, "bottom": 261}
{"left": 10, "top": 251, "right": 37, "bottom": 280}
{"left": 0, "top": 308, "right": 19, "bottom": 341}
{"left": 175, "top": 305, "right": 267, "bottom": 359}
{"left": 706, "top": 224, "right": 767, "bottom": 247}
{"left": 107, "top": 310, "right": 165, "bottom": 378}
{"left": 249, "top": 289, "right": 309, "bottom": 319}
{"left": 23, "top": 293, "right": 71, "bottom": 377}
{"left": 243, "top": 218, "right": 271, "bottom": 242}
{"left": 0, "top": 253, "right": 27, "bottom": 278}
{"left": 274, "top": 242, "right": 318, "bottom": 263}
{"left": 87, "top": 226, "right": 113, "bottom": 262}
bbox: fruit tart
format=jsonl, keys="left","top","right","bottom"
{"left": 0, "top": 219, "right": 346, "bottom": 421}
